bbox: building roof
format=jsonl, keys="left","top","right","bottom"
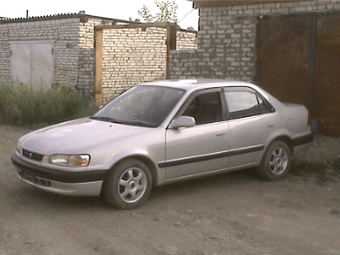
{"left": 0, "top": 11, "right": 196, "bottom": 32}
{"left": 0, "top": 11, "right": 137, "bottom": 25}
{"left": 188, "top": 0, "right": 305, "bottom": 8}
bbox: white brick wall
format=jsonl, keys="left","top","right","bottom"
{"left": 102, "top": 27, "right": 167, "bottom": 103}
{"left": 0, "top": 17, "right": 94, "bottom": 96}
{"left": 101, "top": 27, "right": 196, "bottom": 103}
{"left": 78, "top": 18, "right": 102, "bottom": 97}
{"left": 176, "top": 30, "right": 197, "bottom": 50}
{"left": 0, "top": 16, "right": 196, "bottom": 102}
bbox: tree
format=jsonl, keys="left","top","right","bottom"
{"left": 138, "top": 0, "right": 178, "bottom": 23}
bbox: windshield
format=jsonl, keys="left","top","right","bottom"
{"left": 92, "top": 85, "right": 185, "bottom": 127}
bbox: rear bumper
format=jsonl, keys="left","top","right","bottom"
{"left": 11, "top": 153, "right": 107, "bottom": 196}
{"left": 292, "top": 133, "right": 314, "bottom": 147}
{"left": 292, "top": 133, "right": 313, "bottom": 154}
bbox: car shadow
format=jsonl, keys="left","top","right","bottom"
{"left": 7, "top": 183, "right": 107, "bottom": 210}
{"left": 8, "top": 168, "right": 262, "bottom": 211}
{"left": 148, "top": 168, "right": 261, "bottom": 202}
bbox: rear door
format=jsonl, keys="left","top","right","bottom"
{"left": 164, "top": 89, "right": 230, "bottom": 180}
{"left": 224, "top": 87, "right": 276, "bottom": 168}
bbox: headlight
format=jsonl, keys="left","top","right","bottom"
{"left": 49, "top": 154, "right": 90, "bottom": 167}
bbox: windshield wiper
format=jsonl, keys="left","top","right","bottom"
{"left": 124, "top": 120, "right": 156, "bottom": 127}
{"left": 90, "top": 116, "right": 123, "bottom": 124}
{"left": 91, "top": 116, "right": 155, "bottom": 127}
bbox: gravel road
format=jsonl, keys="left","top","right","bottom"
{"left": 1, "top": 125, "right": 340, "bottom": 255}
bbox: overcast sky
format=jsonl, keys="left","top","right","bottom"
{"left": 1, "top": 0, "right": 198, "bottom": 29}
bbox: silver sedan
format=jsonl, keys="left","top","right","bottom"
{"left": 11, "top": 79, "right": 313, "bottom": 209}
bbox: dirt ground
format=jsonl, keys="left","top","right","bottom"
{"left": 1, "top": 125, "right": 340, "bottom": 255}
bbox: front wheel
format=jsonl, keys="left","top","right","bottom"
{"left": 256, "top": 140, "right": 291, "bottom": 181}
{"left": 103, "top": 159, "right": 152, "bottom": 210}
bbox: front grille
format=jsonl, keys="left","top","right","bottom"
{"left": 22, "top": 149, "right": 44, "bottom": 162}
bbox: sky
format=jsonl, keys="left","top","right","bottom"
{"left": 1, "top": 0, "right": 198, "bottom": 29}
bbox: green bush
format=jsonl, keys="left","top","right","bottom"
{"left": 0, "top": 81, "right": 97, "bottom": 127}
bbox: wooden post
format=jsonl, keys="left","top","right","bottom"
{"left": 94, "top": 28, "right": 103, "bottom": 107}
{"left": 166, "top": 23, "right": 177, "bottom": 79}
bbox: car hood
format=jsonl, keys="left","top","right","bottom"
{"left": 20, "top": 118, "right": 153, "bottom": 155}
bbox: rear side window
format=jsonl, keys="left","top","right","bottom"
{"left": 224, "top": 88, "right": 274, "bottom": 119}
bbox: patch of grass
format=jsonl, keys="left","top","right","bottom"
{"left": 0, "top": 81, "right": 97, "bottom": 127}
{"left": 329, "top": 209, "right": 340, "bottom": 215}
{"left": 329, "top": 158, "right": 340, "bottom": 174}
{"left": 290, "top": 160, "right": 340, "bottom": 186}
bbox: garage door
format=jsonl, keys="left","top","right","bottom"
{"left": 10, "top": 41, "right": 54, "bottom": 88}
{"left": 256, "top": 15, "right": 313, "bottom": 109}
{"left": 256, "top": 14, "right": 340, "bottom": 136}
{"left": 312, "top": 16, "right": 340, "bottom": 136}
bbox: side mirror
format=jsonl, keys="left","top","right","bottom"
{"left": 169, "top": 116, "right": 196, "bottom": 129}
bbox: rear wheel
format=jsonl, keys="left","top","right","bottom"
{"left": 103, "top": 159, "right": 152, "bottom": 210}
{"left": 257, "top": 140, "right": 291, "bottom": 181}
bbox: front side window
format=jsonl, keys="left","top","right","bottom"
{"left": 181, "top": 91, "right": 223, "bottom": 125}
{"left": 224, "top": 88, "right": 274, "bottom": 119}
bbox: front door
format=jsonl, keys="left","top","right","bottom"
{"left": 164, "top": 89, "right": 230, "bottom": 180}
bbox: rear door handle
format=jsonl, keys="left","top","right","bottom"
{"left": 216, "top": 133, "right": 226, "bottom": 137}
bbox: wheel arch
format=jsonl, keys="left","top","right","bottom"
{"left": 105, "top": 155, "right": 159, "bottom": 187}
{"left": 269, "top": 135, "right": 294, "bottom": 154}
{"left": 257, "top": 135, "right": 293, "bottom": 181}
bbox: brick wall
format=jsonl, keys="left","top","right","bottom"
{"left": 170, "top": 0, "right": 340, "bottom": 81}
{"left": 176, "top": 30, "right": 197, "bottom": 50}
{"left": 101, "top": 26, "right": 197, "bottom": 103}
{"left": 0, "top": 25, "right": 10, "bottom": 81}
{"left": 0, "top": 18, "right": 79, "bottom": 87}
{"left": 102, "top": 27, "right": 167, "bottom": 103}
{"left": 1, "top": 16, "right": 196, "bottom": 103}
{"left": 0, "top": 16, "right": 102, "bottom": 97}
{"left": 78, "top": 18, "right": 102, "bottom": 97}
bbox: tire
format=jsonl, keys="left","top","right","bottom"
{"left": 257, "top": 140, "right": 291, "bottom": 181}
{"left": 103, "top": 159, "right": 152, "bottom": 210}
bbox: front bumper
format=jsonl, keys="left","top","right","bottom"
{"left": 11, "top": 153, "right": 108, "bottom": 196}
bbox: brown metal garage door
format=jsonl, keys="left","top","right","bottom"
{"left": 256, "top": 13, "right": 340, "bottom": 136}
{"left": 313, "top": 16, "right": 340, "bottom": 136}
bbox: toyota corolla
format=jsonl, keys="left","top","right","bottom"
{"left": 11, "top": 79, "right": 313, "bottom": 209}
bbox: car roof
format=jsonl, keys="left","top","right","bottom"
{"left": 140, "top": 79, "right": 257, "bottom": 92}
{"left": 140, "top": 79, "right": 284, "bottom": 109}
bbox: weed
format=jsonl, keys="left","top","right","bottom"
{"left": 0, "top": 81, "right": 97, "bottom": 127}
{"left": 290, "top": 160, "right": 340, "bottom": 186}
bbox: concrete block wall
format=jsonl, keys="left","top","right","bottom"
{"left": 170, "top": 0, "right": 340, "bottom": 81}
